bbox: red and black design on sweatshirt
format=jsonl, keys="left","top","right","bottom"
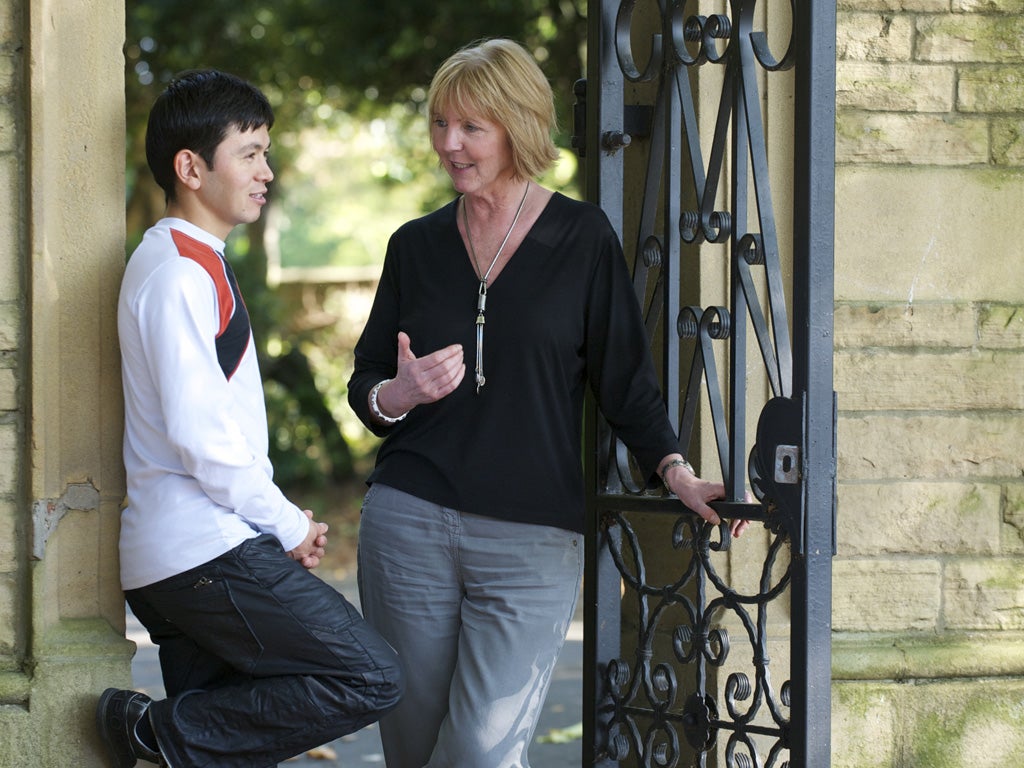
{"left": 170, "top": 229, "right": 252, "bottom": 380}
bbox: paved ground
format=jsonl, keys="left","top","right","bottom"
{"left": 128, "top": 574, "right": 583, "bottom": 767}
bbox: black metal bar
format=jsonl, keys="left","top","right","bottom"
{"left": 583, "top": 3, "right": 624, "bottom": 763}
{"left": 729, "top": 17, "right": 749, "bottom": 503}
{"left": 662, "top": 46, "right": 683, "bottom": 431}
{"left": 790, "top": 0, "right": 837, "bottom": 766}
{"left": 584, "top": 503, "right": 624, "bottom": 767}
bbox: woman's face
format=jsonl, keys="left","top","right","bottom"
{"left": 431, "top": 102, "right": 515, "bottom": 199}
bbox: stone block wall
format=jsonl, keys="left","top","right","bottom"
{"left": 0, "top": 0, "right": 25, "bottom": 693}
{"left": 833, "top": 2, "right": 1024, "bottom": 765}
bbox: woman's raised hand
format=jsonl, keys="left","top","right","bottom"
{"left": 377, "top": 332, "right": 466, "bottom": 417}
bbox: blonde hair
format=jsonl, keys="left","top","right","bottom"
{"left": 428, "top": 39, "right": 560, "bottom": 180}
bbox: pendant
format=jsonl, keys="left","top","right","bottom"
{"left": 475, "top": 280, "right": 487, "bottom": 393}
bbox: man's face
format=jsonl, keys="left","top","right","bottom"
{"left": 190, "top": 124, "right": 273, "bottom": 239}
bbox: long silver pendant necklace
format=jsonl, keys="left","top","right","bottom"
{"left": 462, "top": 182, "right": 530, "bottom": 394}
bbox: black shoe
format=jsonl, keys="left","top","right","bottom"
{"left": 96, "top": 688, "right": 164, "bottom": 767}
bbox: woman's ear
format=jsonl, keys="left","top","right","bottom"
{"left": 173, "top": 149, "right": 204, "bottom": 192}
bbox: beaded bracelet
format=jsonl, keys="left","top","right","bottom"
{"left": 369, "top": 379, "right": 409, "bottom": 424}
{"left": 659, "top": 457, "right": 695, "bottom": 486}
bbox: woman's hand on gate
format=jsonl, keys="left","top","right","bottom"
{"left": 662, "top": 460, "right": 750, "bottom": 537}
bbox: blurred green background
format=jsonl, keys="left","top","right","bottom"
{"left": 125, "top": 1, "right": 586, "bottom": 572}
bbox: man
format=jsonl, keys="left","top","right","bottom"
{"left": 96, "top": 69, "right": 403, "bottom": 768}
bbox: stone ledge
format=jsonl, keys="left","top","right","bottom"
{"left": 0, "top": 670, "right": 29, "bottom": 706}
{"left": 32, "top": 617, "right": 135, "bottom": 662}
{"left": 833, "top": 631, "right": 1024, "bottom": 679}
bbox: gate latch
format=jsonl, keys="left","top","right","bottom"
{"left": 749, "top": 397, "right": 803, "bottom": 544}
{"left": 774, "top": 445, "right": 800, "bottom": 484}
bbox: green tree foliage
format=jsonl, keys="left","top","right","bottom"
{"left": 125, "top": 0, "right": 587, "bottom": 487}
{"left": 126, "top": 0, "right": 586, "bottom": 222}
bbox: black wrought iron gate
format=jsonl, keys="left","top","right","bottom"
{"left": 576, "top": 2, "right": 836, "bottom": 766}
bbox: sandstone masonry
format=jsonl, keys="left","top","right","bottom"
{"left": 0, "top": 0, "right": 24, "bottom": 681}
{"left": 834, "top": 1, "right": 1024, "bottom": 765}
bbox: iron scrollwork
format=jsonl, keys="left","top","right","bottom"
{"left": 592, "top": 1, "right": 801, "bottom": 766}
{"left": 595, "top": 509, "right": 794, "bottom": 767}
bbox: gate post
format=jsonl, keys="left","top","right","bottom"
{"left": 580, "top": 4, "right": 626, "bottom": 763}
{"left": 791, "top": 2, "right": 837, "bottom": 766}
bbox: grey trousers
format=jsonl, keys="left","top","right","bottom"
{"left": 357, "top": 483, "right": 583, "bottom": 768}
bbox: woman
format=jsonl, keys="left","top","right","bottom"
{"left": 348, "top": 38, "right": 748, "bottom": 768}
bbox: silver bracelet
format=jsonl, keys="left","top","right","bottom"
{"left": 369, "top": 379, "right": 409, "bottom": 424}
{"left": 659, "top": 457, "right": 694, "bottom": 486}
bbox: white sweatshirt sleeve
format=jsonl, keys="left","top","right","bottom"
{"left": 133, "top": 257, "right": 309, "bottom": 553}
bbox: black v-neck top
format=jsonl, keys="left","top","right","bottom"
{"left": 348, "top": 192, "right": 679, "bottom": 533}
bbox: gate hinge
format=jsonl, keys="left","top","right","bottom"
{"left": 571, "top": 79, "right": 653, "bottom": 158}
{"left": 571, "top": 78, "right": 587, "bottom": 157}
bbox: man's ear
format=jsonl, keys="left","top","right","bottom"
{"left": 173, "top": 149, "right": 205, "bottom": 191}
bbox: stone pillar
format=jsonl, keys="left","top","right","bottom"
{"left": 0, "top": 1, "right": 132, "bottom": 766}
{"left": 832, "top": 2, "right": 1024, "bottom": 765}
{"left": 0, "top": 0, "right": 26, "bottom": 726}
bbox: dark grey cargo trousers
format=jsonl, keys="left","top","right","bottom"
{"left": 126, "top": 533, "right": 404, "bottom": 768}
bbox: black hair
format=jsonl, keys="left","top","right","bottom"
{"left": 144, "top": 69, "right": 275, "bottom": 202}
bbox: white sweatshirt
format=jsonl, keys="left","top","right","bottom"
{"left": 117, "top": 217, "right": 308, "bottom": 590}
